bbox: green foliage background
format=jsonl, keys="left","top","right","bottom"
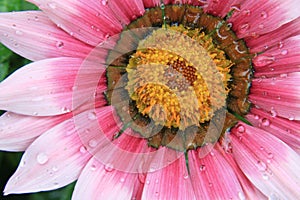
{"left": 0, "top": 1, "right": 75, "bottom": 199}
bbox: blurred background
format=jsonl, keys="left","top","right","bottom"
{"left": 0, "top": 1, "right": 75, "bottom": 199}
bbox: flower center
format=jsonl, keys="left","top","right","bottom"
{"left": 126, "top": 26, "right": 232, "bottom": 130}
{"left": 105, "top": 5, "right": 252, "bottom": 151}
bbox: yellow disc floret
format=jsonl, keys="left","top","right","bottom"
{"left": 126, "top": 25, "right": 233, "bottom": 130}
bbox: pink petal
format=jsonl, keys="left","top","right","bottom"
{"left": 3, "top": 110, "right": 93, "bottom": 195}
{"left": 28, "top": 0, "right": 122, "bottom": 46}
{"left": 252, "top": 35, "right": 300, "bottom": 76}
{"left": 108, "top": 0, "right": 145, "bottom": 25}
{"left": 249, "top": 72, "right": 300, "bottom": 120}
{"left": 247, "top": 17, "right": 300, "bottom": 53}
{"left": 229, "top": 0, "right": 300, "bottom": 39}
{"left": 0, "top": 57, "right": 105, "bottom": 116}
{"left": 203, "top": 0, "right": 244, "bottom": 18}
{"left": 72, "top": 157, "right": 137, "bottom": 200}
{"left": 0, "top": 11, "right": 94, "bottom": 61}
{"left": 217, "top": 144, "right": 267, "bottom": 199}
{"left": 0, "top": 112, "right": 69, "bottom": 152}
{"left": 247, "top": 108, "right": 300, "bottom": 153}
{"left": 142, "top": 153, "right": 196, "bottom": 200}
{"left": 188, "top": 145, "right": 245, "bottom": 199}
{"left": 230, "top": 122, "right": 300, "bottom": 199}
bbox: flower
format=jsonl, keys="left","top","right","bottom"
{"left": 0, "top": 0, "right": 300, "bottom": 199}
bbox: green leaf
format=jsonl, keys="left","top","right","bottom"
{"left": 0, "top": 0, "right": 37, "bottom": 12}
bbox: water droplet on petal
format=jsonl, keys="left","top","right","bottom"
{"left": 237, "top": 124, "right": 245, "bottom": 133}
{"left": 238, "top": 23, "right": 250, "bottom": 34}
{"left": 146, "top": 180, "right": 150, "bottom": 185}
{"left": 262, "top": 118, "right": 270, "bottom": 127}
{"left": 88, "top": 111, "right": 97, "bottom": 120}
{"left": 56, "top": 41, "right": 64, "bottom": 49}
{"left": 258, "top": 24, "right": 264, "bottom": 29}
{"left": 269, "top": 193, "right": 280, "bottom": 200}
{"left": 79, "top": 146, "right": 87, "bottom": 153}
{"left": 52, "top": 166, "right": 59, "bottom": 172}
{"left": 230, "top": 4, "right": 241, "bottom": 12}
{"left": 15, "top": 30, "right": 23, "bottom": 35}
{"left": 281, "top": 49, "right": 288, "bottom": 55}
{"left": 36, "top": 153, "right": 49, "bottom": 164}
{"left": 254, "top": 55, "right": 275, "bottom": 67}
{"left": 120, "top": 177, "right": 125, "bottom": 182}
{"left": 256, "top": 160, "right": 267, "bottom": 171}
{"left": 288, "top": 115, "right": 295, "bottom": 121}
{"left": 199, "top": 164, "right": 206, "bottom": 172}
{"left": 262, "top": 173, "right": 269, "bottom": 180}
{"left": 160, "top": 3, "right": 165, "bottom": 9}
{"left": 260, "top": 11, "right": 268, "bottom": 19}
{"left": 89, "top": 139, "right": 98, "bottom": 148}
{"left": 91, "top": 164, "right": 97, "bottom": 171}
{"left": 270, "top": 108, "right": 277, "bottom": 117}
{"left": 238, "top": 191, "right": 246, "bottom": 200}
{"left": 101, "top": 0, "right": 108, "bottom": 5}
{"left": 183, "top": 173, "right": 189, "bottom": 179}
{"left": 208, "top": 182, "right": 213, "bottom": 187}
{"left": 20, "top": 160, "right": 26, "bottom": 167}
{"left": 242, "top": 9, "right": 251, "bottom": 16}
{"left": 267, "top": 152, "right": 274, "bottom": 159}
{"left": 104, "top": 163, "right": 114, "bottom": 172}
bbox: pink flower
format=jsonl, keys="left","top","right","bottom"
{"left": 0, "top": 0, "right": 300, "bottom": 199}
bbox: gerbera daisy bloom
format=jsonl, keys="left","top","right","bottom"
{"left": 0, "top": 0, "right": 300, "bottom": 199}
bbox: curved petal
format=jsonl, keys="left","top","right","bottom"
{"left": 252, "top": 35, "right": 300, "bottom": 76}
{"left": 108, "top": 0, "right": 145, "bottom": 25}
{"left": 0, "top": 57, "right": 105, "bottom": 116}
{"left": 3, "top": 110, "right": 93, "bottom": 195}
{"left": 0, "top": 11, "right": 94, "bottom": 61}
{"left": 142, "top": 154, "right": 196, "bottom": 200}
{"left": 247, "top": 108, "right": 300, "bottom": 153}
{"left": 72, "top": 157, "right": 137, "bottom": 200}
{"left": 188, "top": 146, "right": 244, "bottom": 199}
{"left": 0, "top": 112, "right": 69, "bottom": 152}
{"left": 230, "top": 122, "right": 300, "bottom": 199}
{"left": 217, "top": 144, "right": 267, "bottom": 199}
{"left": 229, "top": 0, "right": 300, "bottom": 39}
{"left": 27, "top": 0, "right": 122, "bottom": 46}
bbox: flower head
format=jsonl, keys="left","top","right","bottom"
{"left": 0, "top": 0, "right": 300, "bottom": 199}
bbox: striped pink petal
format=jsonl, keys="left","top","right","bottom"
{"left": 27, "top": 0, "right": 122, "bottom": 46}
{"left": 3, "top": 111, "right": 93, "bottom": 195}
{"left": 0, "top": 11, "right": 94, "bottom": 61}
{"left": 188, "top": 145, "right": 244, "bottom": 199}
{"left": 249, "top": 72, "right": 300, "bottom": 120}
{"left": 247, "top": 108, "right": 300, "bottom": 153}
{"left": 0, "top": 57, "right": 105, "bottom": 116}
{"left": 229, "top": 0, "right": 300, "bottom": 39}
{"left": 230, "top": 122, "right": 300, "bottom": 199}
{"left": 72, "top": 156, "right": 137, "bottom": 200}
{"left": 142, "top": 153, "right": 196, "bottom": 200}
{"left": 0, "top": 112, "right": 69, "bottom": 152}
{"left": 252, "top": 35, "right": 300, "bottom": 76}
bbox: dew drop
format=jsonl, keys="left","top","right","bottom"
{"left": 260, "top": 11, "right": 268, "bottom": 19}
{"left": 267, "top": 152, "right": 274, "bottom": 159}
{"left": 101, "top": 0, "right": 108, "bottom": 5}
{"left": 208, "top": 182, "right": 213, "bottom": 187}
{"left": 254, "top": 55, "right": 275, "bottom": 67}
{"left": 269, "top": 193, "right": 280, "bottom": 200}
{"left": 89, "top": 139, "right": 98, "bottom": 148}
{"left": 237, "top": 124, "right": 245, "bottom": 133}
{"left": 56, "top": 41, "right": 64, "bottom": 49}
{"left": 61, "top": 107, "right": 71, "bottom": 113}
{"left": 254, "top": 115, "right": 260, "bottom": 120}
{"left": 199, "top": 164, "right": 206, "bottom": 172}
{"left": 15, "top": 30, "right": 23, "bottom": 35}
{"left": 52, "top": 166, "right": 59, "bottom": 172}
{"left": 270, "top": 108, "right": 277, "bottom": 117}
{"left": 183, "top": 173, "right": 189, "bottom": 179}
{"left": 160, "top": 3, "right": 165, "bottom": 9}
{"left": 262, "top": 173, "right": 269, "bottom": 180}
{"left": 238, "top": 23, "right": 250, "bottom": 34}
{"left": 104, "top": 163, "right": 114, "bottom": 172}
{"left": 278, "top": 41, "right": 284, "bottom": 49}
{"left": 88, "top": 111, "right": 97, "bottom": 120}
{"left": 256, "top": 160, "right": 267, "bottom": 171}
{"left": 261, "top": 118, "right": 270, "bottom": 127}
{"left": 288, "top": 115, "right": 295, "bottom": 121}
{"left": 91, "top": 164, "right": 97, "bottom": 171}
{"left": 279, "top": 73, "right": 288, "bottom": 78}
{"left": 238, "top": 191, "right": 246, "bottom": 200}
{"left": 242, "top": 9, "right": 251, "bottom": 16}
{"left": 120, "top": 177, "right": 125, "bottom": 183}
{"left": 79, "top": 146, "right": 87, "bottom": 153}
{"left": 20, "top": 160, "right": 26, "bottom": 167}
{"left": 258, "top": 24, "right": 264, "bottom": 29}
{"left": 146, "top": 180, "right": 150, "bottom": 185}
{"left": 36, "top": 153, "right": 49, "bottom": 164}
{"left": 230, "top": 4, "right": 241, "bottom": 12}
{"left": 281, "top": 49, "right": 288, "bottom": 55}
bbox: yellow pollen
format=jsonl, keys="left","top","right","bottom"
{"left": 126, "top": 25, "right": 233, "bottom": 130}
